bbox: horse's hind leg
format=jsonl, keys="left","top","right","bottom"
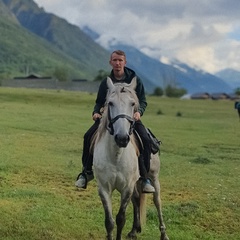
{"left": 99, "top": 190, "right": 114, "bottom": 240}
{"left": 152, "top": 178, "right": 169, "bottom": 240}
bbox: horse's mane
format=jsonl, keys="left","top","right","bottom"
{"left": 90, "top": 83, "right": 140, "bottom": 156}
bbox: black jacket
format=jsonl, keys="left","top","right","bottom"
{"left": 93, "top": 67, "right": 147, "bottom": 116}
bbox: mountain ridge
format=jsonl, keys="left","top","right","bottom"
{"left": 0, "top": 0, "right": 110, "bottom": 79}
{"left": 216, "top": 68, "right": 240, "bottom": 89}
{"left": 81, "top": 26, "right": 234, "bottom": 94}
{"left": 0, "top": 13, "right": 85, "bottom": 78}
{"left": 107, "top": 44, "right": 233, "bottom": 94}
{"left": 0, "top": 0, "right": 237, "bottom": 94}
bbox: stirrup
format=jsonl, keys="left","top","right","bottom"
{"left": 142, "top": 178, "right": 155, "bottom": 194}
{"left": 75, "top": 171, "right": 94, "bottom": 189}
{"left": 75, "top": 172, "right": 88, "bottom": 189}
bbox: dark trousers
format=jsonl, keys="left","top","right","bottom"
{"left": 81, "top": 119, "right": 100, "bottom": 172}
{"left": 81, "top": 119, "right": 151, "bottom": 177}
{"left": 134, "top": 120, "right": 151, "bottom": 174}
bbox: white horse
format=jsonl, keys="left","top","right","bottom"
{"left": 93, "top": 77, "right": 169, "bottom": 240}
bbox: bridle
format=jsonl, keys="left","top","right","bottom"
{"left": 106, "top": 85, "right": 137, "bottom": 136}
{"left": 107, "top": 108, "right": 135, "bottom": 136}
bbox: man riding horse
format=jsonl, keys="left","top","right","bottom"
{"left": 75, "top": 50, "right": 155, "bottom": 193}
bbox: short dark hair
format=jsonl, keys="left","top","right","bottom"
{"left": 110, "top": 50, "right": 126, "bottom": 60}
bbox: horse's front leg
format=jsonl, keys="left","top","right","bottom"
{"left": 128, "top": 187, "right": 141, "bottom": 239}
{"left": 116, "top": 190, "right": 132, "bottom": 240}
{"left": 99, "top": 189, "right": 114, "bottom": 240}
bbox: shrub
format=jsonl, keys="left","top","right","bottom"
{"left": 153, "top": 87, "right": 164, "bottom": 96}
{"left": 94, "top": 69, "right": 109, "bottom": 81}
{"left": 235, "top": 88, "right": 240, "bottom": 95}
{"left": 176, "top": 111, "right": 182, "bottom": 117}
{"left": 157, "top": 109, "right": 163, "bottom": 115}
{"left": 191, "top": 156, "right": 212, "bottom": 164}
{"left": 165, "top": 85, "right": 187, "bottom": 98}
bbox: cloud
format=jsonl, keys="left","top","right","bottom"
{"left": 35, "top": 0, "right": 240, "bottom": 73}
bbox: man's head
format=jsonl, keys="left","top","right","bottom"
{"left": 110, "top": 50, "right": 126, "bottom": 60}
{"left": 109, "top": 50, "right": 127, "bottom": 77}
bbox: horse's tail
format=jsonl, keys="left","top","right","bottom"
{"left": 139, "top": 193, "right": 147, "bottom": 225}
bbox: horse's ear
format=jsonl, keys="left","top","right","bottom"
{"left": 107, "top": 77, "right": 114, "bottom": 90}
{"left": 130, "top": 77, "right": 137, "bottom": 90}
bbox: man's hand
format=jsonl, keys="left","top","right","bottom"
{"left": 92, "top": 113, "right": 102, "bottom": 121}
{"left": 133, "top": 112, "right": 141, "bottom": 121}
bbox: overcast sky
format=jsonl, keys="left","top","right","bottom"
{"left": 35, "top": 0, "right": 240, "bottom": 74}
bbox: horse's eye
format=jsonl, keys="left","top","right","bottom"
{"left": 131, "top": 102, "right": 135, "bottom": 107}
{"left": 109, "top": 101, "right": 113, "bottom": 106}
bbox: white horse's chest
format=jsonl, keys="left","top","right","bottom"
{"left": 93, "top": 134, "right": 139, "bottom": 189}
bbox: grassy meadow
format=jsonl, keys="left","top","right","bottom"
{"left": 0, "top": 87, "right": 239, "bottom": 240}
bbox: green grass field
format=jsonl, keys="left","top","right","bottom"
{"left": 0, "top": 87, "right": 239, "bottom": 240}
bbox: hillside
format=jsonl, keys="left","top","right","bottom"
{"left": 81, "top": 26, "right": 233, "bottom": 94}
{"left": 0, "top": 16, "right": 88, "bottom": 79}
{"left": 0, "top": 0, "right": 110, "bottom": 79}
{"left": 216, "top": 68, "right": 240, "bottom": 89}
{"left": 107, "top": 44, "right": 233, "bottom": 94}
{"left": 0, "top": 0, "right": 18, "bottom": 23}
{"left": 0, "top": 0, "right": 235, "bottom": 94}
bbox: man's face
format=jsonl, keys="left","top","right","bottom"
{"left": 109, "top": 53, "right": 126, "bottom": 73}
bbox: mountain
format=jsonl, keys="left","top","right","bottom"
{"left": 215, "top": 68, "right": 240, "bottom": 89}
{"left": 0, "top": 14, "right": 86, "bottom": 79}
{"left": 110, "top": 45, "right": 233, "bottom": 94}
{"left": 0, "top": 0, "right": 110, "bottom": 79}
{"left": 82, "top": 27, "right": 233, "bottom": 94}
{"left": 0, "top": 0, "right": 234, "bottom": 94}
{"left": 0, "top": 0, "right": 18, "bottom": 23}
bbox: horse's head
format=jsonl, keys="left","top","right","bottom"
{"left": 106, "top": 77, "right": 138, "bottom": 148}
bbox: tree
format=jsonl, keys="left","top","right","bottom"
{"left": 165, "top": 85, "right": 187, "bottom": 98}
{"left": 53, "top": 67, "right": 68, "bottom": 82}
{"left": 153, "top": 87, "right": 164, "bottom": 96}
{"left": 235, "top": 87, "right": 240, "bottom": 95}
{"left": 94, "top": 69, "right": 109, "bottom": 81}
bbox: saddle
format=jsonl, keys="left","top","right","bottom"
{"left": 146, "top": 128, "right": 162, "bottom": 154}
{"left": 133, "top": 128, "right": 161, "bottom": 155}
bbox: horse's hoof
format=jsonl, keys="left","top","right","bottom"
{"left": 127, "top": 232, "right": 137, "bottom": 240}
{"left": 161, "top": 234, "right": 169, "bottom": 240}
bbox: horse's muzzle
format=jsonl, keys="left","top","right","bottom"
{"left": 115, "top": 134, "right": 130, "bottom": 148}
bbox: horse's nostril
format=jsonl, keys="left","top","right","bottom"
{"left": 115, "top": 134, "right": 130, "bottom": 147}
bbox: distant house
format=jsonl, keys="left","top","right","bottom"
{"left": 211, "top": 93, "right": 229, "bottom": 100}
{"left": 228, "top": 94, "right": 240, "bottom": 100}
{"left": 5, "top": 74, "right": 56, "bottom": 89}
{"left": 72, "top": 79, "right": 88, "bottom": 82}
{"left": 180, "top": 94, "right": 191, "bottom": 99}
{"left": 191, "top": 92, "right": 210, "bottom": 99}
{"left": 14, "top": 74, "right": 52, "bottom": 80}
